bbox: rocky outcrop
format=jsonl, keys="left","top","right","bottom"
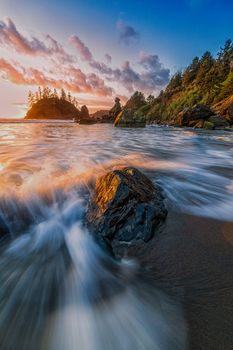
{"left": 109, "top": 97, "right": 122, "bottom": 122}
{"left": 86, "top": 167, "right": 167, "bottom": 257}
{"left": 114, "top": 109, "right": 146, "bottom": 127}
{"left": 77, "top": 105, "right": 96, "bottom": 124}
{"left": 114, "top": 92, "right": 147, "bottom": 128}
{"left": 176, "top": 104, "right": 214, "bottom": 127}
{"left": 208, "top": 115, "right": 229, "bottom": 128}
{"left": 214, "top": 95, "right": 233, "bottom": 125}
{"left": 90, "top": 110, "right": 110, "bottom": 123}
{"left": 25, "top": 97, "right": 80, "bottom": 120}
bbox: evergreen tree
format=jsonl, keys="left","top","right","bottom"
{"left": 67, "top": 92, "right": 72, "bottom": 103}
{"left": 125, "top": 91, "right": 146, "bottom": 110}
{"left": 166, "top": 72, "right": 183, "bottom": 94}
{"left": 182, "top": 57, "right": 200, "bottom": 87}
{"left": 195, "top": 51, "right": 214, "bottom": 90}
{"left": 27, "top": 91, "right": 34, "bottom": 108}
{"left": 146, "top": 95, "right": 155, "bottom": 104}
{"left": 216, "top": 39, "right": 233, "bottom": 81}
{"left": 53, "top": 88, "right": 58, "bottom": 99}
{"left": 35, "top": 92, "right": 39, "bottom": 102}
{"left": 38, "top": 86, "right": 42, "bottom": 100}
{"left": 60, "top": 88, "right": 66, "bottom": 100}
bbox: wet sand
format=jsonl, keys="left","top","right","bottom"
{"left": 133, "top": 209, "right": 233, "bottom": 349}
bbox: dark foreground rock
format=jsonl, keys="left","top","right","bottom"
{"left": 86, "top": 167, "right": 167, "bottom": 257}
{"left": 208, "top": 115, "right": 229, "bottom": 129}
{"left": 177, "top": 104, "right": 214, "bottom": 127}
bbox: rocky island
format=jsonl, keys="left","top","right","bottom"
{"left": 25, "top": 87, "right": 94, "bottom": 122}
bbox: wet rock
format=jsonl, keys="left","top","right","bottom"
{"left": 86, "top": 167, "right": 167, "bottom": 257}
{"left": 208, "top": 115, "right": 229, "bottom": 129}
{"left": 214, "top": 96, "right": 233, "bottom": 125}
{"left": 114, "top": 109, "right": 146, "bottom": 128}
{"left": 190, "top": 119, "right": 204, "bottom": 128}
{"left": 177, "top": 104, "right": 214, "bottom": 127}
{"left": 77, "top": 105, "right": 96, "bottom": 124}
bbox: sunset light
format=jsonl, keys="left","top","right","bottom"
{"left": 0, "top": 1, "right": 232, "bottom": 350}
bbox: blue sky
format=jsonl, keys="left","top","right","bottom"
{"left": 0, "top": 0, "right": 232, "bottom": 117}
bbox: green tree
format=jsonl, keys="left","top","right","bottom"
{"left": 125, "top": 91, "right": 146, "bottom": 110}
{"left": 195, "top": 51, "right": 214, "bottom": 90}
{"left": 166, "top": 72, "right": 183, "bottom": 94}
{"left": 146, "top": 95, "right": 155, "bottom": 104}
{"left": 182, "top": 57, "right": 200, "bottom": 87}
{"left": 216, "top": 39, "right": 233, "bottom": 80}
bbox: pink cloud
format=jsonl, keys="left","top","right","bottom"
{"left": 0, "top": 58, "right": 114, "bottom": 97}
{"left": 69, "top": 35, "right": 93, "bottom": 61}
{"left": 0, "top": 18, "right": 74, "bottom": 63}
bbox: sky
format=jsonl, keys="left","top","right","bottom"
{"left": 0, "top": 0, "right": 232, "bottom": 118}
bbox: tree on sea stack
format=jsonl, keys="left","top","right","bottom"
{"left": 25, "top": 86, "right": 80, "bottom": 120}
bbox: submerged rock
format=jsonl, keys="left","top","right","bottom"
{"left": 86, "top": 167, "right": 167, "bottom": 257}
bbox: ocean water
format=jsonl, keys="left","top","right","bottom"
{"left": 0, "top": 122, "right": 232, "bottom": 350}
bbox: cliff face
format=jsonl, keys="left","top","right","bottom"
{"left": 25, "top": 98, "right": 80, "bottom": 120}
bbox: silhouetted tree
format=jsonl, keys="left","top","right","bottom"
{"left": 60, "top": 88, "right": 66, "bottom": 100}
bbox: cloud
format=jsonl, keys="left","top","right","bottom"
{"left": 139, "top": 52, "right": 170, "bottom": 87}
{"left": 116, "top": 20, "right": 139, "bottom": 45}
{"left": 68, "top": 34, "right": 169, "bottom": 93}
{"left": 94, "top": 55, "right": 170, "bottom": 94}
{"left": 0, "top": 58, "right": 114, "bottom": 97}
{"left": 69, "top": 35, "right": 114, "bottom": 75}
{"left": 0, "top": 19, "right": 170, "bottom": 105}
{"left": 69, "top": 35, "right": 93, "bottom": 61}
{"left": 105, "top": 53, "right": 112, "bottom": 64}
{"left": 0, "top": 17, "right": 74, "bottom": 63}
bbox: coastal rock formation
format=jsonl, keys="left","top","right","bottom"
{"left": 86, "top": 167, "right": 167, "bottom": 257}
{"left": 208, "top": 115, "right": 229, "bottom": 128}
{"left": 90, "top": 110, "right": 110, "bottom": 123}
{"left": 25, "top": 97, "right": 80, "bottom": 120}
{"left": 109, "top": 97, "right": 122, "bottom": 122}
{"left": 177, "top": 104, "right": 214, "bottom": 127}
{"left": 215, "top": 95, "right": 233, "bottom": 125}
{"left": 114, "top": 92, "right": 147, "bottom": 128}
{"left": 77, "top": 105, "right": 96, "bottom": 124}
{"left": 114, "top": 109, "right": 146, "bottom": 127}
